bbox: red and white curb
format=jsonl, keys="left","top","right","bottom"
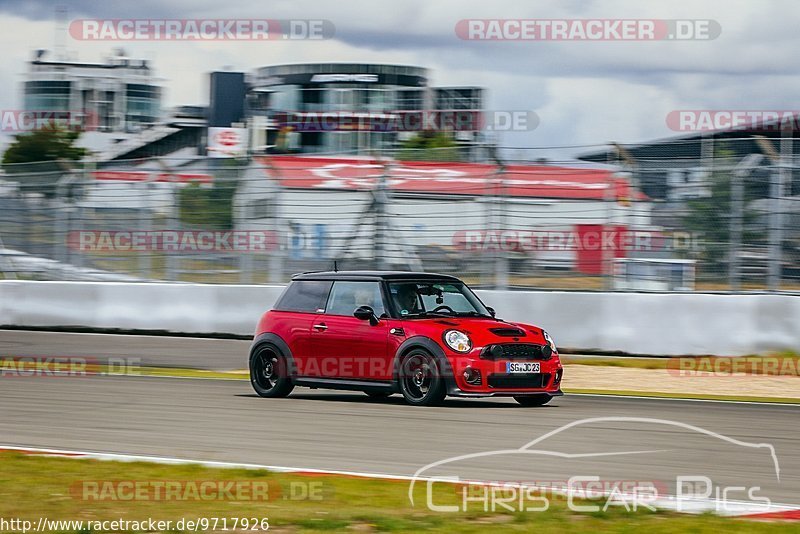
{"left": 1, "top": 445, "right": 799, "bottom": 520}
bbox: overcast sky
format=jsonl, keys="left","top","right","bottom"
{"left": 0, "top": 0, "right": 797, "bottom": 159}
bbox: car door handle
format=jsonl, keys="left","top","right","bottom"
{"left": 313, "top": 323, "right": 328, "bottom": 331}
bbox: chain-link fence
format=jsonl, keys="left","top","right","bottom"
{"left": 1, "top": 138, "right": 798, "bottom": 291}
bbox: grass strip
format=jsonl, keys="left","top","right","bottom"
{"left": 0, "top": 452, "right": 796, "bottom": 533}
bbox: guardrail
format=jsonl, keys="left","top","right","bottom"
{"left": 1, "top": 281, "right": 799, "bottom": 356}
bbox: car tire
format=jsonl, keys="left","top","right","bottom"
{"left": 513, "top": 394, "right": 552, "bottom": 407}
{"left": 250, "top": 346, "right": 294, "bottom": 398}
{"left": 399, "top": 349, "right": 446, "bottom": 406}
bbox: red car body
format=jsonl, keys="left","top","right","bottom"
{"left": 249, "top": 271, "right": 564, "bottom": 406}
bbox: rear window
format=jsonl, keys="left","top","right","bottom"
{"left": 273, "top": 280, "right": 333, "bottom": 313}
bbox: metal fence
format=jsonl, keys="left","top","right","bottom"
{"left": 1, "top": 139, "right": 798, "bottom": 292}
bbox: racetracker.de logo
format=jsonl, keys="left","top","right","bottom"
{"left": 456, "top": 19, "right": 721, "bottom": 41}
{"left": 71, "top": 480, "right": 278, "bottom": 501}
{"left": 69, "top": 19, "right": 335, "bottom": 40}
{"left": 68, "top": 231, "right": 279, "bottom": 254}
{"left": 0, "top": 110, "right": 98, "bottom": 132}
{"left": 667, "top": 356, "right": 800, "bottom": 377}
{"left": 0, "top": 357, "right": 140, "bottom": 378}
{"left": 273, "top": 110, "right": 539, "bottom": 132}
{"left": 666, "top": 110, "right": 800, "bottom": 132}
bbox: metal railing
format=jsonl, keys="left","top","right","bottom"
{"left": 1, "top": 140, "right": 798, "bottom": 292}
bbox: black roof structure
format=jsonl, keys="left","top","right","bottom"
{"left": 292, "top": 271, "right": 460, "bottom": 282}
{"left": 577, "top": 120, "right": 800, "bottom": 200}
{"left": 579, "top": 113, "right": 800, "bottom": 165}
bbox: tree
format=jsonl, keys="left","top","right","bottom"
{"left": 178, "top": 180, "right": 239, "bottom": 229}
{"left": 2, "top": 128, "right": 88, "bottom": 198}
{"left": 178, "top": 161, "right": 241, "bottom": 230}
{"left": 397, "top": 130, "right": 460, "bottom": 162}
{"left": 2, "top": 128, "right": 87, "bottom": 167}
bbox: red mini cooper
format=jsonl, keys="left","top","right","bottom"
{"left": 249, "top": 271, "right": 563, "bottom": 406}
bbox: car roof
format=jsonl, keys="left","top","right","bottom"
{"left": 291, "top": 270, "right": 462, "bottom": 282}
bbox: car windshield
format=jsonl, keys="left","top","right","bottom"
{"left": 388, "top": 281, "right": 491, "bottom": 318}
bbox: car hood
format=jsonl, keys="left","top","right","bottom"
{"left": 402, "top": 316, "right": 549, "bottom": 347}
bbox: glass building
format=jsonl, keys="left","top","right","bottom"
{"left": 246, "top": 63, "right": 484, "bottom": 155}
{"left": 23, "top": 51, "right": 162, "bottom": 133}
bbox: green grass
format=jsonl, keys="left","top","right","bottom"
{"left": 125, "top": 366, "right": 248, "bottom": 380}
{"left": 0, "top": 453, "right": 795, "bottom": 533}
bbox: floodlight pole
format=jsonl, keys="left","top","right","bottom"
{"left": 490, "top": 149, "right": 508, "bottom": 290}
{"left": 755, "top": 135, "right": 790, "bottom": 290}
{"left": 729, "top": 153, "right": 764, "bottom": 291}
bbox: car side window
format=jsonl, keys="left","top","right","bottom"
{"left": 326, "top": 281, "right": 387, "bottom": 317}
{"left": 273, "top": 280, "right": 333, "bottom": 313}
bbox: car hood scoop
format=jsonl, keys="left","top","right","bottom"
{"left": 489, "top": 327, "right": 527, "bottom": 337}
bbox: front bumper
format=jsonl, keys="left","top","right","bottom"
{"left": 448, "top": 387, "right": 564, "bottom": 398}
{"left": 445, "top": 350, "right": 564, "bottom": 396}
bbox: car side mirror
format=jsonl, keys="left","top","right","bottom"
{"left": 486, "top": 307, "right": 496, "bottom": 318}
{"left": 354, "top": 305, "right": 380, "bottom": 326}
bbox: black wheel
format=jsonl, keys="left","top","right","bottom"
{"left": 399, "top": 350, "right": 446, "bottom": 406}
{"left": 514, "top": 394, "right": 552, "bottom": 407}
{"left": 250, "top": 347, "right": 294, "bottom": 398}
{"left": 364, "top": 391, "right": 392, "bottom": 399}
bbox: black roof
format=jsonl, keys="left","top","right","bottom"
{"left": 31, "top": 59, "right": 152, "bottom": 70}
{"left": 578, "top": 123, "right": 800, "bottom": 165}
{"left": 292, "top": 271, "right": 460, "bottom": 282}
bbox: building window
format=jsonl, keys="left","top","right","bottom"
{"left": 23, "top": 80, "right": 72, "bottom": 111}
{"left": 396, "top": 89, "right": 424, "bottom": 111}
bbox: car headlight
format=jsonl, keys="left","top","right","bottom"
{"left": 543, "top": 330, "right": 557, "bottom": 354}
{"left": 443, "top": 330, "right": 472, "bottom": 353}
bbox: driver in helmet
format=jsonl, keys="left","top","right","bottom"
{"left": 394, "top": 284, "right": 422, "bottom": 315}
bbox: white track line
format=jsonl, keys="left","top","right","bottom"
{"left": 2, "top": 444, "right": 799, "bottom": 519}
{"left": 567, "top": 392, "right": 800, "bottom": 407}
{"left": 0, "top": 444, "right": 415, "bottom": 480}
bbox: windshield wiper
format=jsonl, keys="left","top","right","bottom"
{"left": 455, "top": 311, "right": 493, "bottom": 318}
{"left": 403, "top": 311, "right": 453, "bottom": 318}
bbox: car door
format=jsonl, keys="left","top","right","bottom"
{"left": 309, "top": 280, "right": 390, "bottom": 380}
{"left": 270, "top": 280, "right": 333, "bottom": 377}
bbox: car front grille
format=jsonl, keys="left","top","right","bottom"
{"left": 481, "top": 343, "right": 547, "bottom": 360}
{"left": 487, "top": 373, "right": 551, "bottom": 389}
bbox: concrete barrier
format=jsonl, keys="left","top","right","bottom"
{"left": 2, "top": 280, "right": 799, "bottom": 355}
{"left": 480, "top": 290, "right": 800, "bottom": 356}
{"left": 0, "top": 281, "right": 285, "bottom": 337}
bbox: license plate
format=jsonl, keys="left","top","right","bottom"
{"left": 506, "top": 362, "right": 540, "bottom": 373}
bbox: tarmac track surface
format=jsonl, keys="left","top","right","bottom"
{"left": 1, "top": 330, "right": 798, "bottom": 506}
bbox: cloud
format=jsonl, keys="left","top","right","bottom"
{"left": 0, "top": 0, "right": 798, "bottom": 155}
